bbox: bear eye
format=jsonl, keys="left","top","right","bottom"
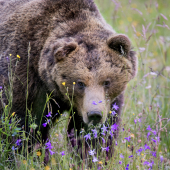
{"left": 77, "top": 82, "right": 85, "bottom": 89}
{"left": 103, "top": 81, "right": 110, "bottom": 88}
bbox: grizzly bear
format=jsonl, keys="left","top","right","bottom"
{"left": 0, "top": 0, "right": 137, "bottom": 160}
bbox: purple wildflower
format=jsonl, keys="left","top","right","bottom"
{"left": 143, "top": 161, "right": 150, "bottom": 165}
{"left": 101, "top": 137, "right": 105, "bottom": 143}
{"left": 111, "top": 110, "right": 116, "bottom": 116}
{"left": 101, "top": 124, "right": 108, "bottom": 133}
{"left": 101, "top": 146, "right": 109, "bottom": 152}
{"left": 101, "top": 147, "right": 106, "bottom": 152}
{"left": 92, "top": 101, "right": 97, "bottom": 105}
{"left": 105, "top": 146, "right": 109, "bottom": 152}
{"left": 129, "top": 155, "right": 133, "bottom": 158}
{"left": 152, "top": 130, "right": 157, "bottom": 135}
{"left": 16, "top": 139, "right": 21, "bottom": 146}
{"left": 12, "top": 146, "right": 16, "bottom": 150}
{"left": 151, "top": 138, "right": 157, "bottom": 143}
{"left": 112, "top": 103, "right": 119, "bottom": 110}
{"left": 147, "top": 132, "right": 151, "bottom": 141}
{"left": 160, "top": 155, "right": 163, "bottom": 162}
{"left": 60, "top": 151, "right": 65, "bottom": 156}
{"left": 120, "top": 153, "right": 124, "bottom": 159}
{"left": 146, "top": 125, "right": 152, "bottom": 131}
{"left": 119, "top": 161, "right": 122, "bottom": 164}
{"left": 125, "top": 164, "right": 129, "bottom": 170}
{"left": 101, "top": 132, "right": 105, "bottom": 136}
{"left": 98, "top": 100, "right": 102, "bottom": 103}
{"left": 46, "top": 111, "right": 52, "bottom": 117}
{"left": 115, "top": 141, "right": 118, "bottom": 145}
{"left": 151, "top": 151, "right": 156, "bottom": 158}
{"left": 0, "top": 86, "right": 2, "bottom": 90}
{"left": 144, "top": 161, "right": 154, "bottom": 168}
{"left": 92, "top": 157, "right": 98, "bottom": 163}
{"left": 136, "top": 148, "right": 143, "bottom": 153}
{"left": 91, "top": 129, "right": 97, "bottom": 138}
{"left": 6, "top": 57, "right": 9, "bottom": 62}
{"left": 89, "top": 149, "right": 95, "bottom": 156}
{"left": 124, "top": 136, "right": 131, "bottom": 142}
{"left": 111, "top": 123, "right": 118, "bottom": 132}
{"left": 134, "top": 119, "right": 137, "bottom": 124}
{"left": 144, "top": 144, "right": 151, "bottom": 150}
{"left": 49, "top": 149, "right": 55, "bottom": 155}
{"left": 84, "top": 133, "right": 91, "bottom": 140}
{"left": 45, "top": 140, "right": 53, "bottom": 150}
{"left": 110, "top": 131, "right": 114, "bottom": 137}
{"left": 42, "top": 123, "right": 47, "bottom": 127}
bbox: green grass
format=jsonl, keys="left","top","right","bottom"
{"left": 0, "top": 0, "right": 170, "bottom": 169}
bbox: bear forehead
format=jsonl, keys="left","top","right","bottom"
{"left": 58, "top": 49, "right": 131, "bottom": 80}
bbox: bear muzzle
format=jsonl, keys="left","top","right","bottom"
{"left": 87, "top": 111, "right": 102, "bottom": 125}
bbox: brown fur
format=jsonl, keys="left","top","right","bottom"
{"left": 0, "top": 0, "right": 137, "bottom": 160}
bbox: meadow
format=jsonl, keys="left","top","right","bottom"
{"left": 0, "top": 0, "right": 170, "bottom": 169}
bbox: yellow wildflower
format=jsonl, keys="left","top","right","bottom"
{"left": 36, "top": 151, "right": 41, "bottom": 156}
{"left": 109, "top": 111, "right": 112, "bottom": 114}
{"left": 17, "top": 55, "right": 20, "bottom": 59}
{"left": 73, "top": 82, "right": 76, "bottom": 85}
{"left": 136, "top": 32, "right": 141, "bottom": 37}
{"left": 45, "top": 166, "right": 50, "bottom": 170}
{"left": 12, "top": 112, "right": 15, "bottom": 116}
{"left": 30, "top": 168, "right": 35, "bottom": 170}
{"left": 128, "top": 145, "right": 130, "bottom": 147}
{"left": 23, "top": 160, "right": 27, "bottom": 165}
{"left": 9, "top": 54, "right": 12, "bottom": 56}
{"left": 98, "top": 161, "right": 103, "bottom": 165}
{"left": 62, "top": 82, "right": 65, "bottom": 86}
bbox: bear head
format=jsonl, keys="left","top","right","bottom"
{"left": 38, "top": 2, "right": 137, "bottom": 126}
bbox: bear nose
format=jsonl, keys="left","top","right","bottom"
{"left": 87, "top": 111, "right": 102, "bottom": 124}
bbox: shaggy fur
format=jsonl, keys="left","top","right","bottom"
{"left": 0, "top": 0, "right": 137, "bottom": 160}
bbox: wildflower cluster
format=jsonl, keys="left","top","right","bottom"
{"left": 111, "top": 103, "right": 119, "bottom": 116}
{"left": 45, "top": 140, "right": 55, "bottom": 155}
{"left": 82, "top": 103, "right": 119, "bottom": 163}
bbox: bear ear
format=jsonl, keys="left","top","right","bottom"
{"left": 54, "top": 42, "right": 77, "bottom": 62}
{"left": 107, "top": 34, "right": 131, "bottom": 57}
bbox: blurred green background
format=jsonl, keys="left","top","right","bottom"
{"left": 95, "top": 0, "right": 170, "bottom": 158}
